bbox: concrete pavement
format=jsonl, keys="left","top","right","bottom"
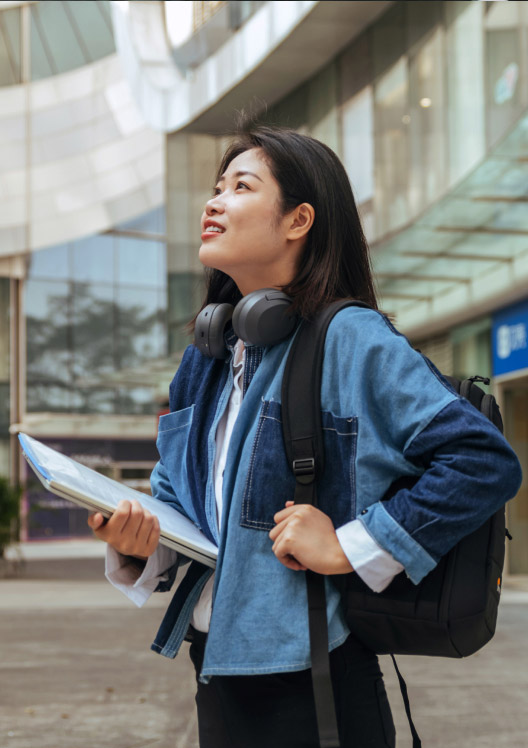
{"left": 1, "top": 542, "right": 528, "bottom": 747}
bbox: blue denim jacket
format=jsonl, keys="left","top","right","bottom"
{"left": 149, "top": 307, "right": 522, "bottom": 680}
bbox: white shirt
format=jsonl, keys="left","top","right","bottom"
{"left": 105, "top": 341, "right": 404, "bottom": 627}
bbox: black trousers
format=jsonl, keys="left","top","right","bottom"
{"left": 188, "top": 630, "right": 396, "bottom": 748}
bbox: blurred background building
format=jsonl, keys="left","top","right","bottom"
{"left": 1, "top": 0, "right": 527, "bottom": 574}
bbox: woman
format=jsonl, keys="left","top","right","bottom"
{"left": 88, "top": 124, "right": 522, "bottom": 748}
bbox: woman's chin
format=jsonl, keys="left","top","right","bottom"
{"left": 199, "top": 246, "right": 228, "bottom": 275}
{"left": 198, "top": 245, "right": 217, "bottom": 269}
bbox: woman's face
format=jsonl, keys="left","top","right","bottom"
{"left": 199, "top": 148, "right": 303, "bottom": 295}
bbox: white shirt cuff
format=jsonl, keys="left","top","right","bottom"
{"left": 336, "top": 519, "right": 404, "bottom": 593}
{"left": 105, "top": 543, "right": 178, "bottom": 607}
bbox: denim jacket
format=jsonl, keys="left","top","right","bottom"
{"left": 149, "top": 307, "right": 522, "bottom": 680}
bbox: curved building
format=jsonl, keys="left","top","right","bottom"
{"left": 1, "top": 0, "right": 527, "bottom": 572}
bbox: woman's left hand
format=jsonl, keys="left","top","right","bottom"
{"left": 269, "top": 502, "right": 354, "bottom": 575}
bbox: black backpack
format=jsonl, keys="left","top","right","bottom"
{"left": 281, "top": 300, "right": 510, "bottom": 748}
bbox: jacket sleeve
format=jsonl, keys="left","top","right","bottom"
{"left": 360, "top": 395, "right": 522, "bottom": 584}
{"left": 324, "top": 308, "right": 523, "bottom": 585}
{"left": 150, "top": 458, "right": 191, "bottom": 519}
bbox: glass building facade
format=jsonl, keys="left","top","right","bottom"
{"left": 25, "top": 208, "right": 167, "bottom": 416}
{"left": 0, "top": 1, "right": 527, "bottom": 565}
{"left": 0, "top": 1, "right": 115, "bottom": 86}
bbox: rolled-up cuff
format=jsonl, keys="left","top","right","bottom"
{"left": 105, "top": 543, "right": 178, "bottom": 607}
{"left": 336, "top": 519, "right": 404, "bottom": 592}
{"left": 359, "top": 501, "right": 437, "bottom": 584}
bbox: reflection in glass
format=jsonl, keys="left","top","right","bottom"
{"left": 374, "top": 58, "right": 409, "bottom": 236}
{"left": 25, "top": 279, "right": 72, "bottom": 387}
{"left": 27, "top": 244, "right": 70, "bottom": 281}
{"left": 70, "top": 387, "right": 115, "bottom": 415}
{"left": 117, "top": 386, "right": 156, "bottom": 416}
{"left": 63, "top": 1, "right": 114, "bottom": 62}
{"left": 408, "top": 28, "right": 446, "bottom": 214}
{"left": 168, "top": 272, "right": 203, "bottom": 355}
{"left": 485, "top": 2, "right": 523, "bottom": 149}
{"left": 72, "top": 235, "right": 115, "bottom": 284}
{"left": 26, "top": 210, "right": 167, "bottom": 415}
{"left": 0, "top": 382, "right": 9, "bottom": 433}
{"left": 117, "top": 286, "right": 166, "bottom": 364}
{"left": 0, "top": 278, "right": 9, "bottom": 382}
{"left": 117, "top": 206, "right": 166, "bottom": 236}
{"left": 71, "top": 282, "right": 115, "bottom": 380}
{"left": 27, "top": 383, "right": 72, "bottom": 413}
{"left": 0, "top": 5, "right": 21, "bottom": 86}
{"left": 116, "top": 236, "right": 165, "bottom": 288}
{"left": 342, "top": 87, "right": 374, "bottom": 205}
{"left": 30, "top": 0, "right": 115, "bottom": 81}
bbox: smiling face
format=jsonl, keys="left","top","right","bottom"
{"left": 199, "top": 148, "right": 312, "bottom": 296}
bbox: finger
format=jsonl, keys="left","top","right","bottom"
{"left": 272, "top": 537, "right": 307, "bottom": 571}
{"left": 87, "top": 512, "right": 104, "bottom": 530}
{"left": 134, "top": 509, "right": 156, "bottom": 550}
{"left": 144, "top": 516, "right": 161, "bottom": 556}
{"left": 269, "top": 514, "right": 297, "bottom": 541}
{"left": 124, "top": 500, "right": 148, "bottom": 540}
{"left": 273, "top": 504, "right": 300, "bottom": 524}
{"left": 107, "top": 500, "right": 133, "bottom": 533}
{"left": 276, "top": 555, "right": 306, "bottom": 571}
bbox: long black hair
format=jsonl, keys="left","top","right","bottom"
{"left": 197, "top": 121, "right": 378, "bottom": 321}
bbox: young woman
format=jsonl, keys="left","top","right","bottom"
{"left": 88, "top": 124, "right": 522, "bottom": 748}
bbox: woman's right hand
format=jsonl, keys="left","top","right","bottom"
{"left": 87, "top": 499, "right": 160, "bottom": 561}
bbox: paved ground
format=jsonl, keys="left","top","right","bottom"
{"left": 1, "top": 541, "right": 528, "bottom": 747}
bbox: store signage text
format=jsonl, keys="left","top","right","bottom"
{"left": 492, "top": 300, "right": 528, "bottom": 376}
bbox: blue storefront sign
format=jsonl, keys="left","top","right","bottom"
{"left": 492, "top": 299, "right": 528, "bottom": 377}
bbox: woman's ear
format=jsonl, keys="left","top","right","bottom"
{"left": 286, "top": 203, "right": 315, "bottom": 241}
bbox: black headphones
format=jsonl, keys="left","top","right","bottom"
{"left": 194, "top": 288, "right": 297, "bottom": 359}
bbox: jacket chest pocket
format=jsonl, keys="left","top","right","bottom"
{"left": 240, "top": 400, "right": 357, "bottom": 531}
{"left": 156, "top": 405, "right": 194, "bottom": 481}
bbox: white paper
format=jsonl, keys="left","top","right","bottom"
{"left": 19, "top": 433, "right": 217, "bottom": 568}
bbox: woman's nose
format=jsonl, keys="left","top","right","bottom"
{"left": 205, "top": 195, "right": 224, "bottom": 215}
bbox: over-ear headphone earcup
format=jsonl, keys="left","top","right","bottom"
{"left": 232, "top": 289, "right": 296, "bottom": 346}
{"left": 194, "top": 303, "right": 234, "bottom": 359}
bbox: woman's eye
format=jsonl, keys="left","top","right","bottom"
{"left": 236, "top": 181, "right": 250, "bottom": 190}
{"left": 212, "top": 186, "right": 221, "bottom": 196}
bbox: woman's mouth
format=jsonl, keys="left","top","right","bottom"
{"left": 202, "top": 222, "right": 226, "bottom": 239}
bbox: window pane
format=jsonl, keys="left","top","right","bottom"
{"left": 25, "top": 279, "right": 72, "bottom": 386}
{"left": 116, "top": 236, "right": 165, "bottom": 288}
{"left": 27, "top": 382, "right": 73, "bottom": 412}
{"left": 117, "top": 386, "right": 157, "bottom": 416}
{"left": 342, "top": 87, "right": 374, "bottom": 205}
{"left": 117, "top": 207, "right": 167, "bottom": 236}
{"left": 27, "top": 244, "right": 70, "bottom": 281}
{"left": 0, "top": 278, "right": 9, "bottom": 382}
{"left": 30, "top": 7, "right": 55, "bottom": 81}
{"left": 373, "top": 58, "right": 410, "bottom": 236}
{"left": 116, "top": 287, "right": 165, "bottom": 364}
{"left": 408, "top": 28, "right": 446, "bottom": 214}
{"left": 71, "top": 282, "right": 115, "bottom": 380}
{"left": 33, "top": 1, "right": 87, "bottom": 75}
{"left": 72, "top": 235, "right": 114, "bottom": 285}
{"left": 1, "top": 7, "right": 21, "bottom": 85}
{"left": 63, "top": 0, "right": 115, "bottom": 62}
{"left": 0, "top": 15, "right": 16, "bottom": 86}
{"left": 70, "top": 386, "right": 116, "bottom": 414}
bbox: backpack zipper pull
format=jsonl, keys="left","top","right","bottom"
{"left": 468, "top": 375, "right": 491, "bottom": 385}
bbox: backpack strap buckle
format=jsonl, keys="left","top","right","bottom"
{"left": 292, "top": 458, "right": 316, "bottom": 483}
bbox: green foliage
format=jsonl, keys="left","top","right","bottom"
{"left": 0, "top": 476, "right": 21, "bottom": 558}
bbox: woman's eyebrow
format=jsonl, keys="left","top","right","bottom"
{"left": 218, "top": 170, "right": 264, "bottom": 183}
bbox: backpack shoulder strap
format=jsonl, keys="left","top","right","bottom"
{"left": 281, "top": 299, "right": 370, "bottom": 504}
{"left": 280, "top": 299, "right": 371, "bottom": 748}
